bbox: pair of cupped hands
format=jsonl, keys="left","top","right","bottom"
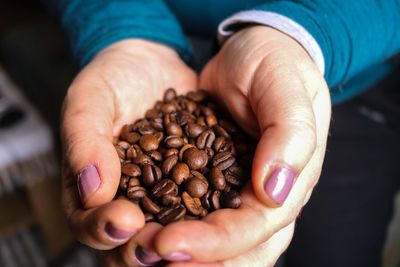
{"left": 61, "top": 26, "right": 331, "bottom": 266}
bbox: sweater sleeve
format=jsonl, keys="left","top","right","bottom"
{"left": 219, "top": 0, "right": 400, "bottom": 88}
{"left": 41, "top": 0, "right": 193, "bottom": 68}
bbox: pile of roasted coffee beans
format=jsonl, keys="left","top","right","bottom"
{"left": 113, "top": 88, "right": 255, "bottom": 225}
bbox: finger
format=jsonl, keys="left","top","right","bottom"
{"left": 61, "top": 67, "right": 121, "bottom": 209}
{"left": 68, "top": 198, "right": 144, "bottom": 250}
{"left": 167, "top": 222, "right": 295, "bottom": 267}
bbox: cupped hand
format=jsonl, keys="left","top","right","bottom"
{"left": 61, "top": 39, "right": 197, "bottom": 266}
{"left": 150, "top": 26, "right": 331, "bottom": 266}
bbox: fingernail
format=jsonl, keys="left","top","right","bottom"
{"left": 135, "top": 246, "right": 162, "bottom": 266}
{"left": 105, "top": 222, "right": 137, "bottom": 241}
{"left": 264, "top": 166, "right": 296, "bottom": 205}
{"left": 163, "top": 252, "right": 192, "bottom": 262}
{"left": 77, "top": 164, "right": 100, "bottom": 203}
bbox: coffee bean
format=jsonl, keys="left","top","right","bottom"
{"left": 119, "top": 175, "right": 129, "bottom": 191}
{"left": 211, "top": 190, "right": 221, "bottom": 210}
{"left": 147, "top": 150, "right": 162, "bottom": 162}
{"left": 201, "top": 190, "right": 212, "bottom": 210}
{"left": 119, "top": 124, "right": 132, "bottom": 141}
{"left": 190, "top": 170, "right": 209, "bottom": 186}
{"left": 161, "top": 103, "right": 176, "bottom": 114}
{"left": 133, "top": 153, "right": 153, "bottom": 166}
{"left": 196, "top": 116, "right": 206, "bottom": 126}
{"left": 121, "top": 163, "right": 141, "bottom": 177}
{"left": 185, "top": 177, "right": 208, "bottom": 198}
{"left": 128, "top": 177, "right": 141, "bottom": 187}
{"left": 145, "top": 109, "right": 160, "bottom": 120}
{"left": 209, "top": 167, "right": 226, "bottom": 190}
{"left": 186, "top": 91, "right": 206, "bottom": 102}
{"left": 213, "top": 136, "right": 226, "bottom": 152}
{"left": 164, "top": 135, "right": 184, "bottom": 148}
{"left": 157, "top": 205, "right": 186, "bottom": 225}
{"left": 115, "top": 144, "right": 126, "bottom": 159}
{"left": 183, "top": 147, "right": 208, "bottom": 170}
{"left": 179, "top": 144, "right": 195, "bottom": 161}
{"left": 196, "top": 129, "right": 215, "bottom": 149}
{"left": 171, "top": 163, "right": 190, "bottom": 185}
{"left": 144, "top": 213, "right": 154, "bottom": 223}
{"left": 225, "top": 166, "right": 247, "bottom": 187}
{"left": 204, "top": 147, "right": 215, "bottom": 161}
{"left": 164, "top": 148, "right": 178, "bottom": 158}
{"left": 162, "top": 155, "right": 178, "bottom": 176}
{"left": 164, "top": 88, "right": 177, "bottom": 102}
{"left": 137, "top": 122, "right": 155, "bottom": 135}
{"left": 151, "top": 118, "right": 164, "bottom": 131}
{"left": 182, "top": 191, "right": 203, "bottom": 216}
{"left": 141, "top": 196, "right": 161, "bottom": 214}
{"left": 126, "top": 132, "right": 141, "bottom": 144}
{"left": 127, "top": 186, "right": 147, "bottom": 201}
{"left": 200, "top": 105, "right": 214, "bottom": 116}
{"left": 154, "top": 132, "right": 164, "bottom": 143}
{"left": 118, "top": 140, "right": 131, "bottom": 150}
{"left": 212, "top": 151, "right": 236, "bottom": 170}
{"left": 126, "top": 144, "right": 141, "bottom": 160}
{"left": 139, "top": 134, "right": 159, "bottom": 152}
{"left": 161, "top": 194, "right": 181, "bottom": 206}
{"left": 185, "top": 123, "right": 204, "bottom": 138}
{"left": 142, "top": 164, "right": 162, "bottom": 187}
{"left": 220, "top": 190, "right": 241, "bottom": 209}
{"left": 151, "top": 179, "right": 177, "bottom": 198}
{"left": 185, "top": 100, "right": 197, "bottom": 113}
{"left": 166, "top": 122, "right": 183, "bottom": 136}
{"left": 213, "top": 125, "right": 231, "bottom": 139}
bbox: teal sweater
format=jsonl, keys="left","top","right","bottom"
{"left": 43, "top": 0, "right": 400, "bottom": 104}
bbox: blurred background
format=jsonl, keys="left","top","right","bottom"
{"left": 0, "top": 0, "right": 398, "bottom": 267}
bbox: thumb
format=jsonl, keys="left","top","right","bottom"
{"left": 61, "top": 71, "right": 121, "bottom": 209}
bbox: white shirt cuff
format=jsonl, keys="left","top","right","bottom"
{"left": 218, "top": 10, "right": 325, "bottom": 76}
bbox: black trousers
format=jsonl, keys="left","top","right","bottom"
{"left": 283, "top": 72, "right": 400, "bottom": 267}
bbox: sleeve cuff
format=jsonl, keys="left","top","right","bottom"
{"left": 218, "top": 10, "right": 325, "bottom": 76}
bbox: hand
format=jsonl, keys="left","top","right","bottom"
{"left": 148, "top": 26, "right": 331, "bottom": 266}
{"left": 61, "top": 39, "right": 197, "bottom": 266}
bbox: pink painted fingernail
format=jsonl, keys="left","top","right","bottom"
{"left": 135, "top": 246, "right": 162, "bottom": 266}
{"left": 264, "top": 166, "right": 296, "bottom": 205}
{"left": 105, "top": 222, "right": 137, "bottom": 241}
{"left": 77, "top": 164, "right": 100, "bottom": 203}
{"left": 164, "top": 252, "right": 192, "bottom": 262}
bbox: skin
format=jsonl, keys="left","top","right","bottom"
{"left": 61, "top": 26, "right": 331, "bottom": 266}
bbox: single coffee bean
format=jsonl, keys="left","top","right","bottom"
{"left": 166, "top": 122, "right": 183, "bottom": 136}
{"left": 185, "top": 100, "right": 197, "bottom": 113}
{"left": 211, "top": 190, "right": 221, "bottom": 210}
{"left": 121, "top": 163, "right": 141, "bottom": 177}
{"left": 126, "top": 144, "right": 141, "bottom": 160}
{"left": 127, "top": 186, "right": 147, "bottom": 201}
{"left": 137, "top": 122, "right": 155, "bottom": 135}
{"left": 119, "top": 175, "right": 129, "bottom": 191}
{"left": 182, "top": 191, "right": 203, "bottom": 216}
{"left": 151, "top": 179, "right": 177, "bottom": 198}
{"left": 209, "top": 167, "right": 226, "bottom": 190}
{"left": 151, "top": 118, "right": 164, "bottom": 131}
{"left": 183, "top": 147, "right": 208, "bottom": 170}
{"left": 201, "top": 190, "right": 212, "bottom": 211}
{"left": 186, "top": 90, "right": 206, "bottom": 102}
{"left": 145, "top": 109, "right": 160, "bottom": 120}
{"left": 212, "top": 151, "right": 236, "bottom": 171}
{"left": 164, "top": 88, "right": 177, "bottom": 102}
{"left": 213, "top": 125, "right": 231, "bottom": 139}
{"left": 199, "top": 207, "right": 208, "bottom": 218}
{"left": 142, "top": 164, "right": 162, "bottom": 188}
{"left": 161, "top": 103, "right": 176, "bottom": 114}
{"left": 118, "top": 140, "right": 131, "bottom": 150}
{"left": 204, "top": 147, "right": 215, "bottom": 161}
{"left": 225, "top": 166, "right": 247, "bottom": 187}
{"left": 171, "top": 163, "right": 190, "bottom": 185}
{"left": 179, "top": 144, "right": 195, "bottom": 161}
{"left": 144, "top": 213, "right": 154, "bottom": 223}
{"left": 115, "top": 144, "right": 126, "bottom": 159}
{"left": 213, "top": 136, "right": 226, "bottom": 152}
{"left": 185, "top": 177, "right": 208, "bottom": 198}
{"left": 157, "top": 205, "right": 186, "bottom": 225}
{"left": 164, "top": 135, "right": 184, "bottom": 148}
{"left": 154, "top": 132, "right": 164, "bottom": 143}
{"left": 140, "top": 196, "right": 161, "bottom": 214}
{"left": 196, "top": 129, "right": 216, "bottom": 149}
{"left": 220, "top": 190, "right": 241, "bottom": 209}
{"left": 126, "top": 132, "right": 141, "bottom": 144}
{"left": 147, "top": 150, "right": 162, "bottom": 162}
{"left": 161, "top": 194, "right": 181, "bottom": 206}
{"left": 164, "top": 148, "right": 179, "bottom": 158}
{"left": 185, "top": 123, "right": 204, "bottom": 138}
{"left": 119, "top": 124, "right": 132, "bottom": 141}
{"left": 206, "top": 114, "right": 218, "bottom": 127}
{"left": 139, "top": 134, "right": 159, "bottom": 152}
{"left": 162, "top": 155, "right": 178, "bottom": 176}
{"left": 196, "top": 116, "right": 206, "bottom": 126}
{"left": 133, "top": 153, "right": 153, "bottom": 166}
{"left": 190, "top": 170, "right": 209, "bottom": 186}
{"left": 128, "top": 177, "right": 141, "bottom": 187}
{"left": 200, "top": 105, "right": 214, "bottom": 116}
